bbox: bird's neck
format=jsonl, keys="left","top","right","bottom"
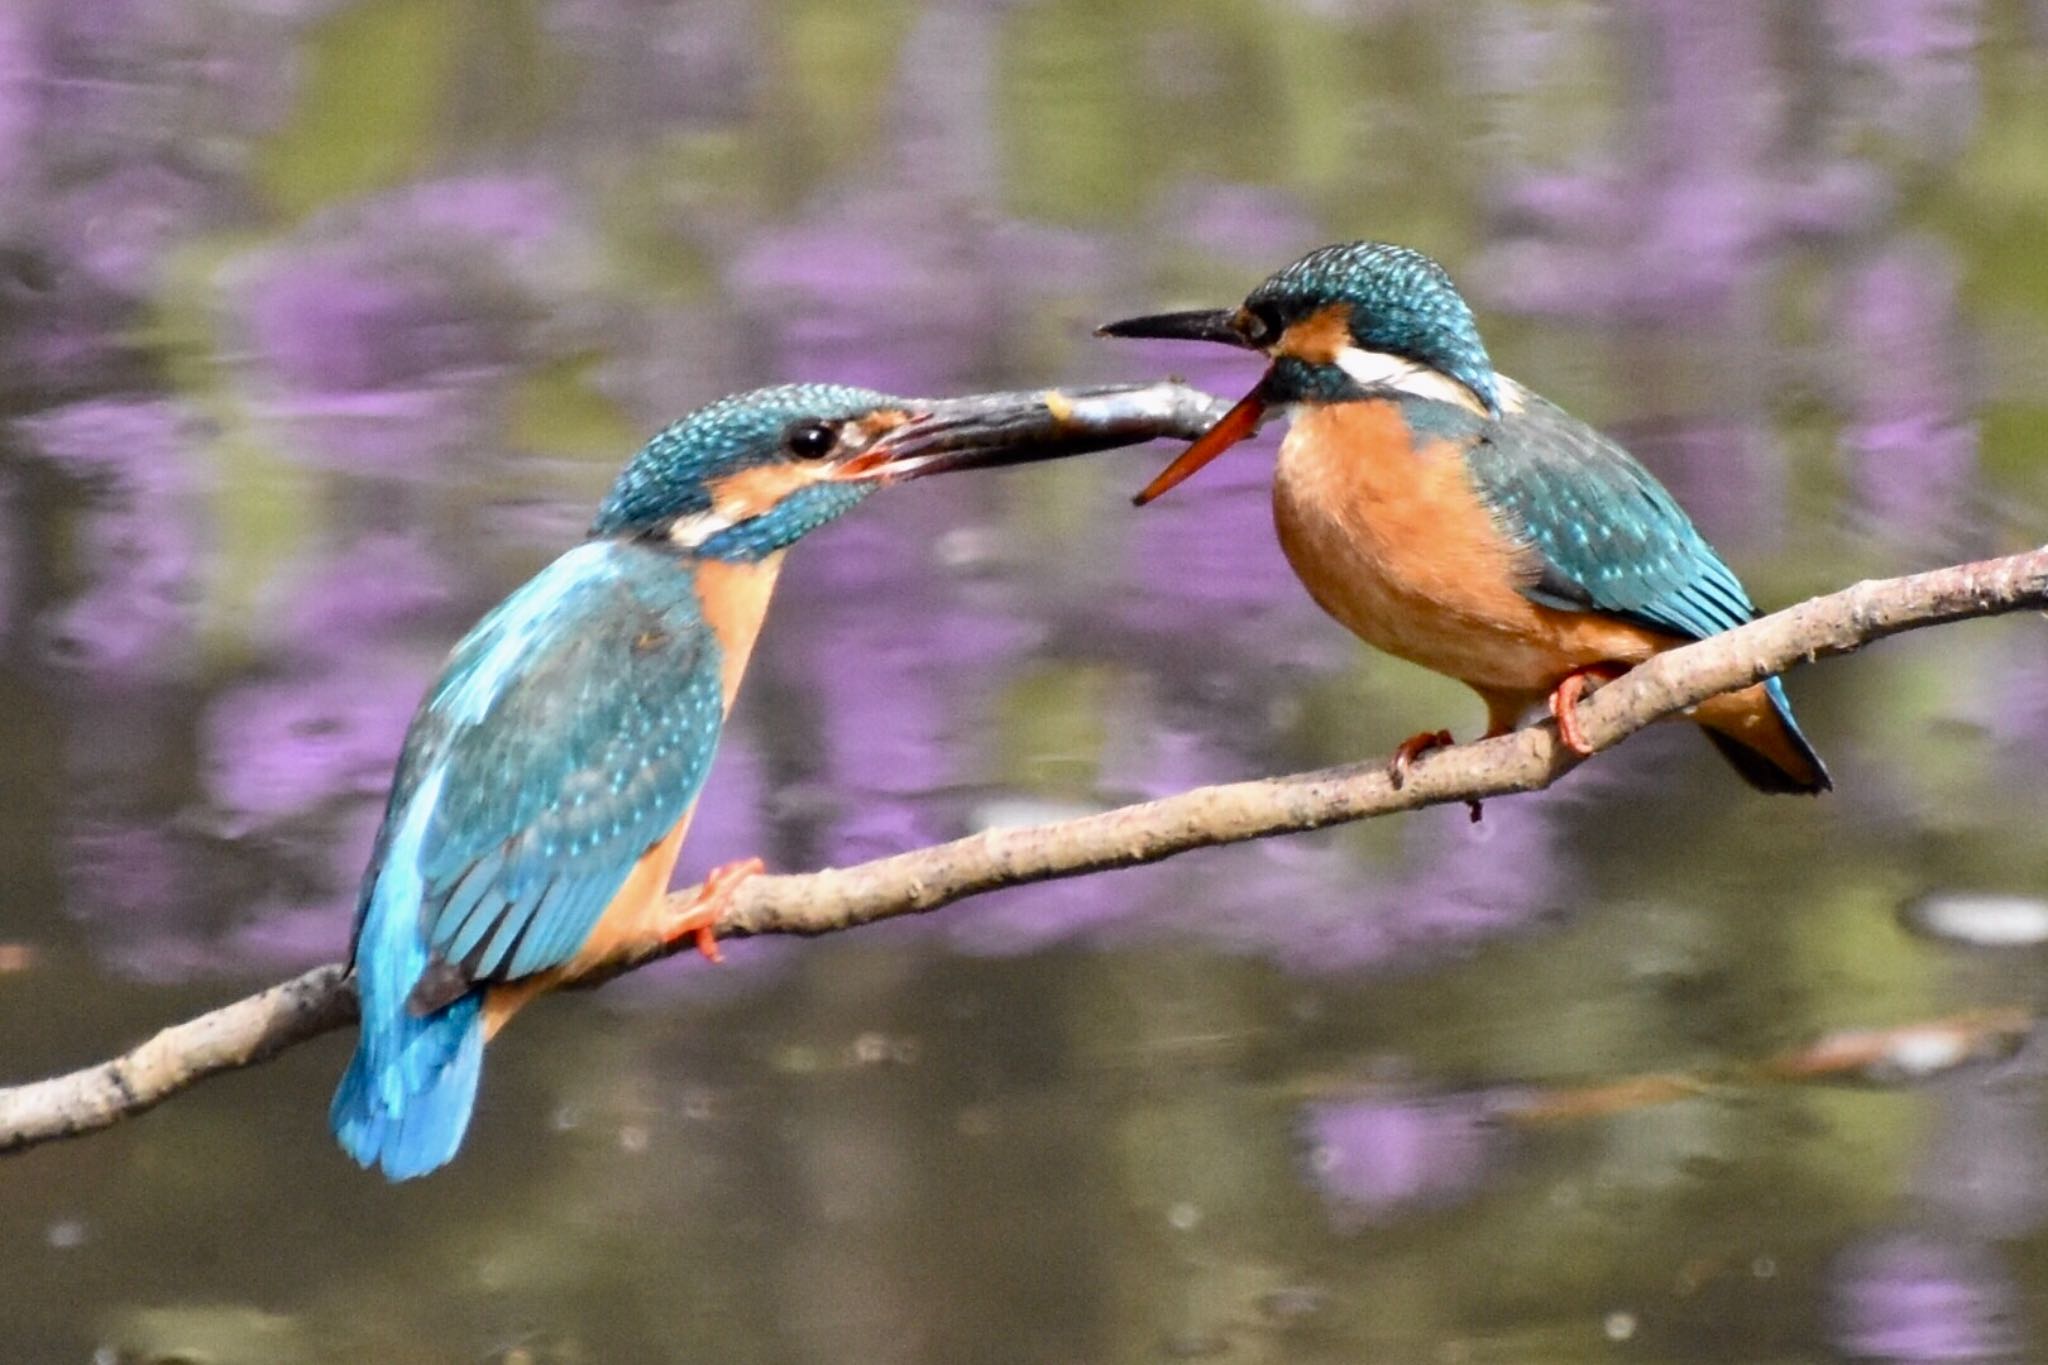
{"left": 691, "top": 553, "right": 787, "bottom": 707}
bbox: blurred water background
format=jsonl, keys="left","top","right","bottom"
{"left": 0, "top": 1, "right": 2046, "bottom": 1360}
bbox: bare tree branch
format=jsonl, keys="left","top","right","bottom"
{"left": 3, "top": 546, "right": 2043, "bottom": 1155}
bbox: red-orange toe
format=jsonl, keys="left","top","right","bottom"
{"left": 1389, "top": 729, "right": 1456, "bottom": 788}
{"left": 666, "top": 856, "right": 766, "bottom": 964}
{"left": 1546, "top": 665, "right": 1627, "bottom": 756}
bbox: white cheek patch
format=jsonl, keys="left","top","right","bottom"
{"left": 1334, "top": 346, "right": 1491, "bottom": 417}
{"left": 666, "top": 509, "right": 738, "bottom": 550}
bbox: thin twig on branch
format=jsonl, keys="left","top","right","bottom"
{"left": 2, "top": 547, "right": 2043, "bottom": 1155}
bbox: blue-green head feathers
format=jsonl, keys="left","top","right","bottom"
{"left": 592, "top": 383, "right": 898, "bottom": 557}
{"left": 1250, "top": 242, "right": 1499, "bottom": 414}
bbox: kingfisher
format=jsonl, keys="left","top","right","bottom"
{"left": 1100, "top": 241, "right": 1830, "bottom": 795}
{"left": 329, "top": 380, "right": 1219, "bottom": 1180}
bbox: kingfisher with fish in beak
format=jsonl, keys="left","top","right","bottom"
{"left": 330, "top": 379, "right": 1225, "bottom": 1180}
{"left": 1100, "top": 241, "right": 1829, "bottom": 795}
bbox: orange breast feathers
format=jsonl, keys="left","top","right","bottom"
{"left": 693, "top": 554, "right": 786, "bottom": 706}
{"left": 1270, "top": 401, "right": 1668, "bottom": 696}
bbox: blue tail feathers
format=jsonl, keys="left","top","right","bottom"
{"left": 332, "top": 765, "right": 490, "bottom": 1180}
{"left": 330, "top": 990, "right": 485, "bottom": 1181}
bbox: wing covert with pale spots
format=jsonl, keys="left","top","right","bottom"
{"left": 355, "top": 539, "right": 727, "bottom": 998}
{"left": 1460, "top": 390, "right": 1757, "bottom": 642}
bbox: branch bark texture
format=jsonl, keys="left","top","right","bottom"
{"left": 4, "top": 547, "right": 2043, "bottom": 1155}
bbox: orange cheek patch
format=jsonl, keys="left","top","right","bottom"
{"left": 1278, "top": 303, "right": 1355, "bottom": 364}
{"left": 708, "top": 464, "right": 822, "bottom": 522}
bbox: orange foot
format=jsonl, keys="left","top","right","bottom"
{"left": 663, "top": 856, "right": 765, "bottom": 964}
{"left": 1388, "top": 729, "right": 1455, "bottom": 788}
{"left": 1547, "top": 664, "right": 1629, "bottom": 756}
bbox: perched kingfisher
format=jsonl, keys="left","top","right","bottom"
{"left": 330, "top": 380, "right": 1222, "bottom": 1180}
{"left": 1100, "top": 242, "right": 1830, "bottom": 794}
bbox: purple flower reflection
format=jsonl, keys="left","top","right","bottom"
{"left": 15, "top": 392, "right": 194, "bottom": 473}
{"left": 224, "top": 176, "right": 588, "bottom": 470}
{"left": 544, "top": 0, "right": 760, "bottom": 130}
{"left": 1977, "top": 632, "right": 2048, "bottom": 772}
{"left": 200, "top": 663, "right": 422, "bottom": 836}
{"left": 39, "top": 508, "right": 200, "bottom": 680}
{"left": 731, "top": 207, "right": 996, "bottom": 395}
{"left": 64, "top": 818, "right": 214, "bottom": 982}
{"left": 231, "top": 253, "right": 509, "bottom": 469}
{"left": 949, "top": 712, "right": 1573, "bottom": 968}
{"left": 1831, "top": 241, "right": 1979, "bottom": 551}
{"left": 1621, "top": 418, "right": 1788, "bottom": 556}
{"left": 1258, "top": 796, "right": 1569, "bottom": 976}
{"left": 51, "top": 159, "right": 225, "bottom": 297}
{"left": 1827, "top": 1233, "right": 2022, "bottom": 1361}
{"left": 397, "top": 176, "right": 577, "bottom": 272}
{"left": 768, "top": 511, "right": 1040, "bottom": 866}
{"left": 1911, "top": 1032, "right": 2048, "bottom": 1239}
{"left": 37, "top": 0, "right": 301, "bottom": 161}
{"left": 16, "top": 398, "right": 208, "bottom": 682}
{"left": 0, "top": 7, "right": 38, "bottom": 199}
{"left": 258, "top": 533, "right": 455, "bottom": 658}
{"left": 1158, "top": 183, "right": 1318, "bottom": 269}
{"left": 1473, "top": 1, "right": 1892, "bottom": 321}
{"left": 1301, "top": 1090, "right": 1509, "bottom": 1228}
{"left": 1823, "top": 0, "right": 1984, "bottom": 164}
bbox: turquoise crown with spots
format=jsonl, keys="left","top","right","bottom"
{"left": 1251, "top": 242, "right": 1499, "bottom": 414}
{"left": 592, "top": 382, "right": 899, "bottom": 553}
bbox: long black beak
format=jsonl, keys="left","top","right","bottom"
{"left": 863, "top": 381, "right": 1232, "bottom": 480}
{"left": 1094, "top": 308, "right": 1250, "bottom": 348}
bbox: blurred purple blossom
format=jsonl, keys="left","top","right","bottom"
{"left": 1301, "top": 1090, "right": 1509, "bottom": 1228}
{"left": 1628, "top": 417, "right": 1790, "bottom": 554}
{"left": 221, "top": 174, "right": 595, "bottom": 470}
{"left": 200, "top": 664, "right": 421, "bottom": 836}
{"left": 1831, "top": 240, "right": 1980, "bottom": 552}
{"left": 15, "top": 398, "right": 210, "bottom": 682}
{"left": 49, "top": 158, "right": 228, "bottom": 297}
{"left": 1827, "top": 1233, "right": 2022, "bottom": 1361}
{"left": 255, "top": 532, "right": 456, "bottom": 658}
{"left": 1158, "top": 183, "right": 1319, "bottom": 271}
{"left": 1911, "top": 1031, "right": 2048, "bottom": 1239}
{"left": 1823, "top": 0, "right": 1985, "bottom": 164}
{"left": 731, "top": 202, "right": 1002, "bottom": 396}
{"left": 543, "top": 0, "right": 761, "bottom": 131}
{"left": 1472, "top": 0, "right": 1894, "bottom": 320}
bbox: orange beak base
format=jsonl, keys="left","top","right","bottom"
{"left": 1131, "top": 382, "right": 1268, "bottom": 506}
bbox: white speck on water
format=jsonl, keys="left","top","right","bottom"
{"left": 1900, "top": 891, "right": 2048, "bottom": 948}
{"left": 1167, "top": 1201, "right": 1202, "bottom": 1232}
{"left": 47, "top": 1218, "right": 86, "bottom": 1250}
{"left": 971, "top": 796, "right": 1107, "bottom": 832}
{"left": 1884, "top": 1030, "right": 1970, "bottom": 1078}
{"left": 1751, "top": 1255, "right": 1777, "bottom": 1279}
{"left": 1603, "top": 1310, "right": 1637, "bottom": 1342}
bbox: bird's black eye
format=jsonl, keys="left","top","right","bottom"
{"left": 1240, "top": 305, "right": 1281, "bottom": 348}
{"left": 786, "top": 420, "right": 838, "bottom": 459}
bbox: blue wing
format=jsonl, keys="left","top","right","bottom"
{"left": 1450, "top": 386, "right": 1828, "bottom": 794}
{"left": 355, "top": 538, "right": 728, "bottom": 996}
{"left": 1460, "top": 389, "right": 1757, "bottom": 642}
